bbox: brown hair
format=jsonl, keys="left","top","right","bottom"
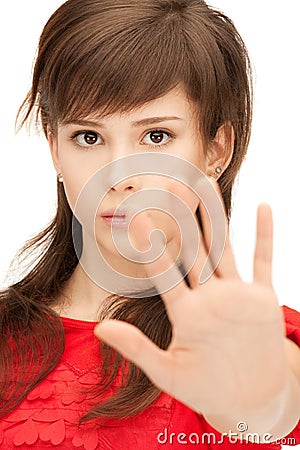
{"left": 1, "top": 0, "right": 252, "bottom": 421}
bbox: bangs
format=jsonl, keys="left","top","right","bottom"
{"left": 45, "top": 7, "right": 193, "bottom": 125}
{"left": 37, "top": 0, "right": 224, "bottom": 134}
{"left": 20, "top": 0, "right": 251, "bottom": 155}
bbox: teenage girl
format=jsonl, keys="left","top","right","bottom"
{"left": 0, "top": 1, "right": 299, "bottom": 449}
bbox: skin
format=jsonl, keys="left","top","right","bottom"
{"left": 48, "top": 86, "right": 231, "bottom": 319}
{"left": 48, "top": 86, "right": 300, "bottom": 441}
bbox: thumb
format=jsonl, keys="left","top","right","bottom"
{"left": 94, "top": 320, "right": 171, "bottom": 389}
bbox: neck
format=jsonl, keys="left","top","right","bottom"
{"left": 52, "top": 262, "right": 110, "bottom": 321}
{"left": 53, "top": 233, "right": 181, "bottom": 321}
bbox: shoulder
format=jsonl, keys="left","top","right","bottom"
{"left": 281, "top": 305, "right": 300, "bottom": 379}
{"left": 280, "top": 305, "right": 300, "bottom": 445}
{"left": 281, "top": 305, "right": 300, "bottom": 345}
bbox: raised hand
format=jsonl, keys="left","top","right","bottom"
{"left": 94, "top": 180, "right": 286, "bottom": 419}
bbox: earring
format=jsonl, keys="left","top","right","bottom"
{"left": 208, "top": 166, "right": 222, "bottom": 178}
{"left": 57, "top": 173, "right": 64, "bottom": 183}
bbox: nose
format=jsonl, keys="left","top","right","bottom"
{"left": 106, "top": 156, "right": 142, "bottom": 193}
{"left": 110, "top": 177, "right": 138, "bottom": 193}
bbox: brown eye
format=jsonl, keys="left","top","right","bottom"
{"left": 73, "top": 131, "right": 101, "bottom": 147}
{"left": 150, "top": 131, "right": 165, "bottom": 144}
{"left": 82, "top": 131, "right": 99, "bottom": 145}
{"left": 143, "top": 130, "right": 172, "bottom": 147}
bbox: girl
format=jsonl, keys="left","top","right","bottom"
{"left": 1, "top": 0, "right": 299, "bottom": 448}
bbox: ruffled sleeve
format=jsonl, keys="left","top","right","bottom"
{"left": 281, "top": 305, "right": 300, "bottom": 445}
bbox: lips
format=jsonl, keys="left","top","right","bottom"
{"left": 100, "top": 207, "right": 127, "bottom": 218}
{"left": 100, "top": 208, "right": 129, "bottom": 229}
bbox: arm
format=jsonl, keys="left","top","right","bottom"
{"left": 95, "top": 195, "right": 300, "bottom": 445}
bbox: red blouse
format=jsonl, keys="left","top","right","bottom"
{"left": 0, "top": 305, "right": 299, "bottom": 449}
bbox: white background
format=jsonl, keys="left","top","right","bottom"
{"left": 0, "top": 2, "right": 299, "bottom": 447}
{"left": 0, "top": 1, "right": 299, "bottom": 318}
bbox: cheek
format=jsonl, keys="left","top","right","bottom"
{"left": 61, "top": 173, "right": 85, "bottom": 213}
{"left": 168, "top": 179, "right": 199, "bottom": 214}
{"left": 61, "top": 171, "right": 101, "bottom": 231}
{"left": 149, "top": 180, "right": 198, "bottom": 241}
{"left": 58, "top": 152, "right": 98, "bottom": 216}
{"left": 57, "top": 140, "right": 98, "bottom": 211}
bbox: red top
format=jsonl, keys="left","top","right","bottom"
{"left": 0, "top": 305, "right": 299, "bottom": 449}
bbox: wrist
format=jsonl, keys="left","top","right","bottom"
{"left": 203, "top": 368, "right": 300, "bottom": 442}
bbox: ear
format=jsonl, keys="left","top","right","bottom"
{"left": 205, "top": 123, "right": 234, "bottom": 179}
{"left": 47, "top": 125, "right": 61, "bottom": 175}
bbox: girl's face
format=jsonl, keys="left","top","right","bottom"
{"left": 49, "top": 86, "right": 228, "bottom": 276}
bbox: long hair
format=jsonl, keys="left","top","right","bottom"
{"left": 1, "top": 0, "right": 252, "bottom": 420}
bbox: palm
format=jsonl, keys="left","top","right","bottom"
{"left": 94, "top": 181, "right": 286, "bottom": 417}
{"left": 156, "top": 279, "right": 284, "bottom": 415}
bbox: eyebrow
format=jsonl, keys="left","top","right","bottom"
{"left": 65, "top": 116, "right": 183, "bottom": 128}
